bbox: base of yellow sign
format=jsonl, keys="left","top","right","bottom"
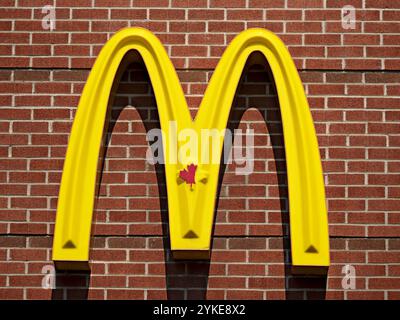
{"left": 172, "top": 250, "right": 211, "bottom": 260}
{"left": 291, "top": 265, "right": 329, "bottom": 275}
{"left": 54, "top": 261, "right": 90, "bottom": 271}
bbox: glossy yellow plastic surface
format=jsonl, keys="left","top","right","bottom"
{"left": 52, "top": 27, "right": 330, "bottom": 271}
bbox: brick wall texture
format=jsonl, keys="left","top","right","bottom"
{"left": 0, "top": 0, "right": 400, "bottom": 300}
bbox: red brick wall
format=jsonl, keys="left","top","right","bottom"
{"left": 0, "top": 0, "right": 400, "bottom": 300}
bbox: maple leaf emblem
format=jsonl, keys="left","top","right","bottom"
{"left": 179, "top": 163, "right": 197, "bottom": 187}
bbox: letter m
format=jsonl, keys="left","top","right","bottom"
{"left": 52, "top": 28, "right": 330, "bottom": 273}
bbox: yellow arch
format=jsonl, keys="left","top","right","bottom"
{"left": 52, "top": 27, "right": 329, "bottom": 272}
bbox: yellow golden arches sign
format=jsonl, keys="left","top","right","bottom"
{"left": 52, "top": 27, "right": 330, "bottom": 272}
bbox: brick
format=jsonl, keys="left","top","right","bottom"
{"left": 348, "top": 239, "right": 385, "bottom": 250}
{"left": 331, "top": 251, "right": 366, "bottom": 263}
{"left": 228, "top": 264, "right": 265, "bottom": 275}
{"left": 108, "top": 237, "right": 146, "bottom": 248}
{"left": 347, "top": 212, "right": 385, "bottom": 224}
{"left": 10, "top": 249, "right": 47, "bottom": 261}
{"left": 330, "top": 225, "right": 366, "bottom": 237}
{"left": 248, "top": 277, "right": 284, "bottom": 289}
{"left": 0, "top": 237, "right": 26, "bottom": 248}
{"left": 0, "top": 289, "right": 24, "bottom": 299}
{"left": 173, "top": 0, "right": 207, "bottom": 6}
{"left": 91, "top": 250, "right": 127, "bottom": 262}
{"left": 287, "top": 22, "right": 322, "bottom": 33}
{"left": 132, "top": 0, "right": 169, "bottom": 6}
{"left": 249, "top": 0, "right": 285, "bottom": 7}
{"left": 149, "top": 9, "right": 185, "bottom": 20}
{"left": 226, "top": 290, "right": 263, "bottom": 299}
{"left": 211, "top": 250, "right": 246, "bottom": 262}
{"left": 227, "top": 10, "right": 263, "bottom": 20}
{"left": 267, "top": 9, "right": 301, "bottom": 20}
{"left": 369, "top": 226, "right": 400, "bottom": 237}
{"left": 248, "top": 250, "right": 284, "bottom": 263}
{"left": 1, "top": 184, "right": 27, "bottom": 195}
{"left": 229, "top": 238, "right": 266, "bottom": 249}
{"left": 364, "top": 22, "right": 400, "bottom": 33}
{"left": 347, "top": 291, "right": 385, "bottom": 300}
{"left": 210, "top": 0, "right": 245, "bottom": 6}
{"left": 90, "top": 276, "right": 126, "bottom": 288}
{"left": 169, "top": 22, "right": 206, "bottom": 33}
{"left": 129, "top": 276, "right": 165, "bottom": 288}
{"left": 11, "top": 197, "right": 47, "bottom": 209}
{"left": 209, "top": 276, "right": 246, "bottom": 288}
{"left": 208, "top": 22, "right": 245, "bottom": 32}
{"left": 348, "top": 187, "right": 385, "bottom": 198}
{"left": 188, "top": 9, "right": 224, "bottom": 20}
{"left": 369, "top": 278, "right": 400, "bottom": 290}
{"left": 171, "top": 46, "right": 208, "bottom": 57}
{"left": 108, "top": 263, "right": 145, "bottom": 275}
{"left": 108, "top": 289, "right": 144, "bottom": 299}
{"left": 305, "top": 34, "right": 341, "bottom": 45}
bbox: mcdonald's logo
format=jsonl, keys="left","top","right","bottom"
{"left": 52, "top": 27, "right": 330, "bottom": 274}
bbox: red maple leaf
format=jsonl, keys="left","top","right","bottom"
{"left": 179, "top": 163, "right": 197, "bottom": 187}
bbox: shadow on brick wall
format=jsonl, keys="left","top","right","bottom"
{"left": 52, "top": 271, "right": 90, "bottom": 300}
